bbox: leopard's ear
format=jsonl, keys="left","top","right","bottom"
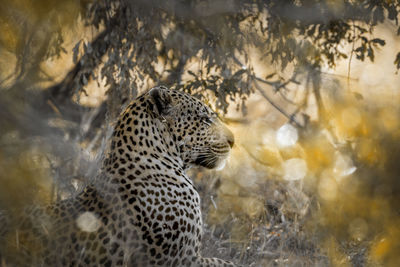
{"left": 149, "top": 86, "right": 173, "bottom": 116}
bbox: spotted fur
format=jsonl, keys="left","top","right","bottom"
{"left": 5, "top": 86, "right": 236, "bottom": 266}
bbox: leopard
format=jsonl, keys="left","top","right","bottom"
{"left": 1, "top": 86, "right": 237, "bottom": 266}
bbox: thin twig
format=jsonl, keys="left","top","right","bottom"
{"left": 347, "top": 21, "right": 356, "bottom": 90}
{"left": 320, "top": 71, "right": 358, "bottom": 81}
{"left": 220, "top": 117, "right": 249, "bottom": 124}
{"left": 289, "top": 86, "right": 310, "bottom": 125}
{"left": 252, "top": 78, "right": 303, "bottom": 128}
{"left": 308, "top": 71, "right": 326, "bottom": 123}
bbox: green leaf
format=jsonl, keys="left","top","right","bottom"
{"left": 232, "top": 69, "right": 246, "bottom": 78}
{"left": 72, "top": 40, "right": 82, "bottom": 64}
{"left": 371, "top": 38, "right": 385, "bottom": 46}
{"left": 353, "top": 92, "right": 364, "bottom": 100}
{"left": 373, "top": 6, "right": 384, "bottom": 25}
{"left": 367, "top": 47, "right": 375, "bottom": 62}
{"left": 265, "top": 72, "right": 276, "bottom": 79}
{"left": 387, "top": 5, "right": 398, "bottom": 21}
{"left": 394, "top": 52, "right": 400, "bottom": 69}
{"left": 187, "top": 70, "right": 197, "bottom": 78}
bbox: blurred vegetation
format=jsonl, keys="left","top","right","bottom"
{"left": 1, "top": 0, "right": 400, "bottom": 266}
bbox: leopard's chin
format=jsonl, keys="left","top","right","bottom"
{"left": 194, "top": 151, "right": 229, "bottom": 170}
{"left": 194, "top": 155, "right": 218, "bottom": 169}
{"left": 214, "top": 158, "right": 227, "bottom": 171}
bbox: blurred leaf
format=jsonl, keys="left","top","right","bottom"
{"left": 353, "top": 92, "right": 364, "bottom": 101}
{"left": 395, "top": 52, "right": 400, "bottom": 69}
{"left": 72, "top": 40, "right": 82, "bottom": 64}
{"left": 265, "top": 72, "right": 276, "bottom": 80}
{"left": 232, "top": 69, "right": 246, "bottom": 78}
{"left": 371, "top": 38, "right": 385, "bottom": 46}
{"left": 373, "top": 6, "right": 385, "bottom": 25}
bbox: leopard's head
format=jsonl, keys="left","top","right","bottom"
{"left": 149, "top": 87, "right": 234, "bottom": 169}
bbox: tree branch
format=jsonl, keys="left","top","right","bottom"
{"left": 252, "top": 78, "right": 303, "bottom": 128}
{"left": 46, "top": 28, "right": 111, "bottom": 101}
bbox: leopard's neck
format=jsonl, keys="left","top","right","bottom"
{"left": 101, "top": 98, "right": 191, "bottom": 187}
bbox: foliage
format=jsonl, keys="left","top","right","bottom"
{"left": 69, "top": 0, "right": 400, "bottom": 116}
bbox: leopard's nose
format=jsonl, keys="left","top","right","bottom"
{"left": 227, "top": 136, "right": 234, "bottom": 148}
{"left": 217, "top": 118, "right": 235, "bottom": 148}
{"left": 226, "top": 129, "right": 235, "bottom": 148}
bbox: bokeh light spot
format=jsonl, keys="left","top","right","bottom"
{"left": 276, "top": 123, "right": 298, "bottom": 148}
{"left": 318, "top": 175, "right": 337, "bottom": 201}
{"left": 76, "top": 212, "right": 101, "bottom": 232}
{"left": 341, "top": 107, "right": 361, "bottom": 129}
{"left": 348, "top": 218, "right": 368, "bottom": 241}
{"left": 333, "top": 153, "right": 357, "bottom": 179}
{"left": 283, "top": 158, "right": 307, "bottom": 181}
{"left": 371, "top": 238, "right": 391, "bottom": 261}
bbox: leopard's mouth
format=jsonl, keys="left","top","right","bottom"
{"left": 194, "top": 155, "right": 219, "bottom": 169}
{"left": 194, "top": 144, "right": 231, "bottom": 169}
